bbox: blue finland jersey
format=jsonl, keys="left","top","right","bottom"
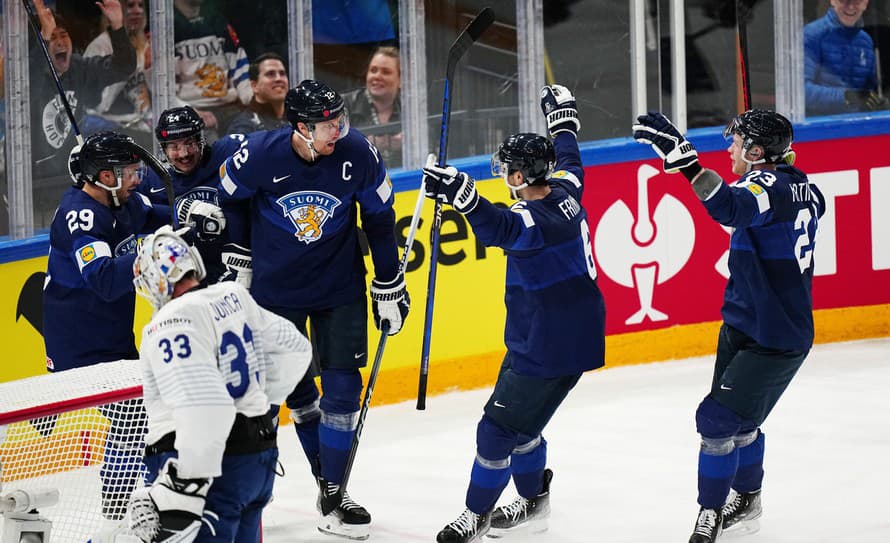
{"left": 702, "top": 164, "right": 826, "bottom": 351}
{"left": 44, "top": 187, "right": 170, "bottom": 371}
{"left": 137, "top": 134, "right": 248, "bottom": 282}
{"left": 218, "top": 127, "right": 399, "bottom": 311}
{"left": 464, "top": 133, "right": 606, "bottom": 378}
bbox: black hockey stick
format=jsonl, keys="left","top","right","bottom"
{"left": 21, "top": 0, "right": 83, "bottom": 146}
{"left": 736, "top": 0, "right": 752, "bottom": 111}
{"left": 339, "top": 322, "right": 389, "bottom": 493}
{"left": 417, "top": 7, "right": 495, "bottom": 411}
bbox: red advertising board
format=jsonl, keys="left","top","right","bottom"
{"left": 582, "top": 134, "right": 890, "bottom": 335}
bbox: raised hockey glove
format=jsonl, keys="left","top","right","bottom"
{"left": 128, "top": 458, "right": 212, "bottom": 543}
{"left": 175, "top": 198, "right": 226, "bottom": 241}
{"left": 219, "top": 243, "right": 252, "bottom": 288}
{"left": 632, "top": 112, "right": 701, "bottom": 176}
{"left": 540, "top": 84, "right": 580, "bottom": 137}
{"left": 844, "top": 89, "right": 888, "bottom": 111}
{"left": 370, "top": 273, "right": 410, "bottom": 335}
{"left": 422, "top": 154, "right": 479, "bottom": 214}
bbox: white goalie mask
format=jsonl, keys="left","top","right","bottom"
{"left": 133, "top": 226, "right": 207, "bottom": 310}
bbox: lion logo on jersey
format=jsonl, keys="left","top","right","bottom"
{"left": 195, "top": 63, "right": 228, "bottom": 98}
{"left": 277, "top": 191, "right": 342, "bottom": 244}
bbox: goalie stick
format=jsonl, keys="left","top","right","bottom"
{"left": 416, "top": 6, "right": 495, "bottom": 411}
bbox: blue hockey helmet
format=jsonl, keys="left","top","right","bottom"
{"left": 491, "top": 133, "right": 556, "bottom": 186}
{"left": 723, "top": 109, "right": 794, "bottom": 164}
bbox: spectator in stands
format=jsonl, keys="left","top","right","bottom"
{"left": 29, "top": 0, "right": 136, "bottom": 225}
{"left": 804, "top": 0, "right": 887, "bottom": 115}
{"left": 342, "top": 46, "right": 402, "bottom": 167}
{"left": 227, "top": 52, "right": 290, "bottom": 134}
{"left": 83, "top": 0, "right": 153, "bottom": 148}
{"left": 174, "top": 0, "right": 252, "bottom": 142}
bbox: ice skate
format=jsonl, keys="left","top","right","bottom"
{"left": 722, "top": 489, "right": 762, "bottom": 535}
{"left": 437, "top": 508, "right": 491, "bottom": 543}
{"left": 689, "top": 507, "right": 723, "bottom": 543}
{"left": 488, "top": 468, "right": 553, "bottom": 538}
{"left": 316, "top": 479, "right": 371, "bottom": 540}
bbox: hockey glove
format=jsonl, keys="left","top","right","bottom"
{"left": 219, "top": 243, "right": 252, "bottom": 288}
{"left": 128, "top": 458, "right": 212, "bottom": 543}
{"left": 632, "top": 112, "right": 700, "bottom": 175}
{"left": 844, "top": 89, "right": 888, "bottom": 111}
{"left": 175, "top": 198, "right": 226, "bottom": 241}
{"left": 422, "top": 154, "right": 479, "bottom": 214}
{"left": 370, "top": 273, "right": 410, "bottom": 335}
{"left": 540, "top": 84, "right": 580, "bottom": 137}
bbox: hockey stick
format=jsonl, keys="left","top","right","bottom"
{"left": 736, "top": 0, "right": 752, "bottom": 111}
{"left": 339, "top": 322, "right": 389, "bottom": 492}
{"left": 21, "top": 0, "right": 83, "bottom": 146}
{"left": 416, "top": 7, "right": 495, "bottom": 411}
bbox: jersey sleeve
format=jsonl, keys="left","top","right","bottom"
{"left": 141, "top": 306, "right": 236, "bottom": 479}
{"left": 464, "top": 197, "right": 545, "bottom": 251}
{"left": 217, "top": 139, "right": 258, "bottom": 247}
{"left": 133, "top": 192, "right": 172, "bottom": 233}
{"left": 245, "top": 290, "right": 313, "bottom": 404}
{"left": 357, "top": 140, "right": 399, "bottom": 281}
{"left": 550, "top": 132, "right": 585, "bottom": 200}
{"left": 67, "top": 209, "right": 137, "bottom": 301}
{"left": 700, "top": 171, "right": 785, "bottom": 229}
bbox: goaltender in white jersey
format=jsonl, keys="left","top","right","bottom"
{"left": 128, "top": 225, "right": 311, "bottom": 543}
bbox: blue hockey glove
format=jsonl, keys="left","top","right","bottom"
{"left": 632, "top": 112, "right": 700, "bottom": 174}
{"left": 175, "top": 198, "right": 226, "bottom": 241}
{"left": 219, "top": 243, "right": 252, "bottom": 288}
{"left": 540, "top": 84, "right": 580, "bottom": 137}
{"left": 422, "top": 154, "right": 479, "bottom": 214}
{"left": 128, "top": 458, "right": 211, "bottom": 543}
{"left": 370, "top": 273, "right": 410, "bottom": 335}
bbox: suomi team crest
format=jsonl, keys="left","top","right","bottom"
{"left": 277, "top": 191, "right": 342, "bottom": 244}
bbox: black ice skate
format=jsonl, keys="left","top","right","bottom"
{"left": 437, "top": 509, "right": 491, "bottom": 543}
{"left": 689, "top": 507, "right": 723, "bottom": 543}
{"left": 488, "top": 468, "right": 553, "bottom": 538}
{"left": 722, "top": 489, "right": 762, "bottom": 534}
{"left": 316, "top": 479, "right": 371, "bottom": 540}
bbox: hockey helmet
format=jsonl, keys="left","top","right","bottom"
{"left": 723, "top": 109, "right": 794, "bottom": 164}
{"left": 73, "top": 131, "right": 142, "bottom": 186}
{"left": 134, "top": 225, "right": 207, "bottom": 310}
{"left": 285, "top": 79, "right": 349, "bottom": 134}
{"left": 155, "top": 106, "right": 205, "bottom": 144}
{"left": 491, "top": 133, "right": 556, "bottom": 186}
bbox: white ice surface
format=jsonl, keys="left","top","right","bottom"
{"left": 262, "top": 337, "right": 890, "bottom": 543}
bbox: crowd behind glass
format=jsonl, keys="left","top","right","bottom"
{"left": 1, "top": 0, "right": 887, "bottom": 238}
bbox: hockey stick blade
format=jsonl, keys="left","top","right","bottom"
{"left": 446, "top": 7, "right": 495, "bottom": 81}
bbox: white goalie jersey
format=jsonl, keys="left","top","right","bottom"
{"left": 139, "top": 282, "right": 311, "bottom": 479}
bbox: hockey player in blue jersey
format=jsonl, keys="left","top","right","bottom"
{"left": 633, "top": 109, "right": 826, "bottom": 543}
{"left": 43, "top": 131, "right": 172, "bottom": 531}
{"left": 138, "top": 106, "right": 243, "bottom": 282}
{"left": 424, "top": 85, "right": 606, "bottom": 543}
{"left": 217, "top": 79, "right": 409, "bottom": 539}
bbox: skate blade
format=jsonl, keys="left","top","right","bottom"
{"left": 722, "top": 518, "right": 761, "bottom": 537}
{"left": 487, "top": 517, "right": 549, "bottom": 538}
{"left": 317, "top": 514, "right": 371, "bottom": 540}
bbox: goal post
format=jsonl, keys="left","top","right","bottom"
{"left": 0, "top": 360, "right": 147, "bottom": 543}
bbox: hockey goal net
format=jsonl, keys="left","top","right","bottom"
{"left": 0, "top": 360, "right": 146, "bottom": 543}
